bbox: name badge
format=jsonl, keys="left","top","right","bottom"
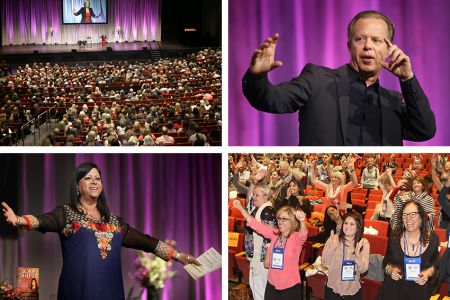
{"left": 271, "top": 247, "right": 284, "bottom": 270}
{"left": 448, "top": 233, "right": 450, "bottom": 248}
{"left": 404, "top": 257, "right": 421, "bottom": 281}
{"left": 341, "top": 260, "right": 356, "bottom": 281}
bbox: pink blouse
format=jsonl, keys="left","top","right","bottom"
{"left": 247, "top": 217, "right": 308, "bottom": 290}
{"left": 314, "top": 181, "right": 354, "bottom": 213}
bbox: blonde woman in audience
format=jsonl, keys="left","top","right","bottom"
{"left": 234, "top": 200, "right": 307, "bottom": 300}
{"left": 371, "top": 168, "right": 396, "bottom": 223}
{"left": 311, "top": 156, "right": 358, "bottom": 213}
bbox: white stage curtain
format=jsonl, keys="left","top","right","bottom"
{"left": 1, "top": 0, "right": 161, "bottom": 45}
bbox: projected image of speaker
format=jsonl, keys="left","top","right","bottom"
{"left": 62, "top": 0, "right": 108, "bottom": 24}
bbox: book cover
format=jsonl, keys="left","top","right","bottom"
{"left": 16, "top": 267, "right": 39, "bottom": 300}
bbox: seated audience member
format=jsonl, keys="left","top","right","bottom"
{"left": 308, "top": 205, "right": 343, "bottom": 244}
{"left": 155, "top": 126, "right": 175, "bottom": 145}
{"left": 389, "top": 175, "right": 434, "bottom": 230}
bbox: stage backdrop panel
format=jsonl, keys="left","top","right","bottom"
{"left": 229, "top": 0, "right": 450, "bottom": 146}
{"left": 1, "top": 0, "right": 161, "bottom": 45}
{"left": 0, "top": 154, "right": 221, "bottom": 300}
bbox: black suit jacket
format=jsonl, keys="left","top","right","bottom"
{"left": 74, "top": 7, "right": 96, "bottom": 23}
{"left": 242, "top": 64, "right": 436, "bottom": 146}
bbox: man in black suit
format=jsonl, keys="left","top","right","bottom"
{"left": 242, "top": 11, "right": 435, "bottom": 146}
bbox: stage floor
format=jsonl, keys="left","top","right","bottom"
{"left": 0, "top": 41, "right": 189, "bottom": 55}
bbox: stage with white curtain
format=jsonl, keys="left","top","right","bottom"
{"left": 0, "top": 0, "right": 161, "bottom": 45}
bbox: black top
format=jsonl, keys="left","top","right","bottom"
{"left": 347, "top": 65, "right": 381, "bottom": 146}
{"left": 376, "top": 233, "right": 439, "bottom": 300}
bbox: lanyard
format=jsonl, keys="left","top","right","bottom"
{"left": 341, "top": 240, "right": 356, "bottom": 281}
{"left": 274, "top": 235, "right": 288, "bottom": 250}
{"left": 403, "top": 232, "right": 422, "bottom": 258}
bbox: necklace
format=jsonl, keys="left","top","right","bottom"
{"left": 405, "top": 235, "right": 420, "bottom": 256}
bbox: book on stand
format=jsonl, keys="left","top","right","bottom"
{"left": 16, "top": 267, "right": 39, "bottom": 300}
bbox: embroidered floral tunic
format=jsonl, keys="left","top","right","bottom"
{"left": 36, "top": 205, "right": 163, "bottom": 300}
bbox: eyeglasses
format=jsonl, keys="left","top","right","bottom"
{"left": 277, "top": 217, "right": 290, "bottom": 223}
{"left": 402, "top": 212, "right": 419, "bottom": 219}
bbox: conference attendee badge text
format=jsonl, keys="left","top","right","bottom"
{"left": 271, "top": 248, "right": 284, "bottom": 270}
{"left": 341, "top": 260, "right": 356, "bottom": 281}
{"left": 404, "top": 257, "right": 421, "bottom": 281}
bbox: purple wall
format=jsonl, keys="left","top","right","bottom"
{"left": 1, "top": 154, "right": 221, "bottom": 300}
{"left": 229, "top": 0, "right": 450, "bottom": 146}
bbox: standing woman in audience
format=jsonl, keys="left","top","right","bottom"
{"left": 234, "top": 201, "right": 307, "bottom": 300}
{"left": 322, "top": 212, "right": 369, "bottom": 300}
{"left": 311, "top": 156, "right": 358, "bottom": 213}
{"left": 360, "top": 157, "right": 380, "bottom": 189}
{"left": 376, "top": 200, "right": 439, "bottom": 300}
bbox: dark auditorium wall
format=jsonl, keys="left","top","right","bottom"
{"left": 161, "top": 0, "right": 221, "bottom": 46}
{"left": 0, "top": 155, "right": 20, "bottom": 238}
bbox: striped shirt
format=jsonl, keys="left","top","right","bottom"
{"left": 390, "top": 190, "right": 435, "bottom": 230}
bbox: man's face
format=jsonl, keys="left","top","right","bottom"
{"left": 349, "top": 17, "right": 389, "bottom": 77}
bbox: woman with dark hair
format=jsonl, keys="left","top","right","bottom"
{"left": 30, "top": 278, "right": 38, "bottom": 291}
{"left": 322, "top": 212, "right": 369, "bottom": 299}
{"left": 308, "top": 205, "right": 343, "bottom": 244}
{"left": 72, "top": 0, "right": 100, "bottom": 23}
{"left": 234, "top": 201, "right": 307, "bottom": 299}
{"left": 275, "top": 180, "right": 310, "bottom": 217}
{"left": 376, "top": 200, "right": 439, "bottom": 300}
{"left": 390, "top": 175, "right": 435, "bottom": 230}
{"left": 1, "top": 162, "right": 199, "bottom": 300}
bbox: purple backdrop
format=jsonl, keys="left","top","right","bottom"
{"left": 1, "top": 0, "right": 161, "bottom": 45}
{"left": 229, "top": 0, "right": 450, "bottom": 146}
{"left": 0, "top": 154, "right": 221, "bottom": 300}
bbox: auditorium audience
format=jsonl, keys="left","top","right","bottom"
{"left": 0, "top": 49, "right": 221, "bottom": 146}
{"left": 229, "top": 153, "right": 450, "bottom": 298}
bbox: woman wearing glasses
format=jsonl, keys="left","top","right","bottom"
{"left": 376, "top": 200, "right": 439, "bottom": 300}
{"left": 322, "top": 212, "right": 369, "bottom": 299}
{"left": 234, "top": 201, "right": 307, "bottom": 299}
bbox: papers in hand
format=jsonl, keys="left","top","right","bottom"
{"left": 184, "top": 247, "right": 222, "bottom": 280}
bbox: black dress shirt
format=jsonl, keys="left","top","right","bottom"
{"left": 346, "top": 64, "right": 382, "bottom": 145}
